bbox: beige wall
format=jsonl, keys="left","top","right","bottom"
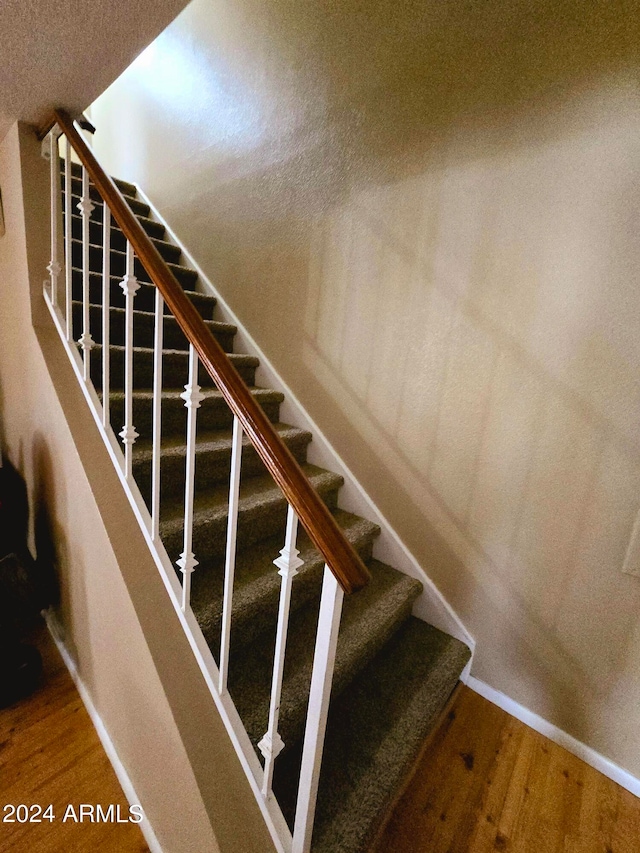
{"left": 0, "top": 123, "right": 276, "bottom": 852}
{"left": 90, "top": 0, "right": 640, "bottom": 777}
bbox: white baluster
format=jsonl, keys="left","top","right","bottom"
{"left": 151, "top": 288, "right": 164, "bottom": 541}
{"left": 119, "top": 241, "right": 140, "bottom": 480}
{"left": 177, "top": 344, "right": 204, "bottom": 611}
{"left": 46, "top": 131, "right": 62, "bottom": 306}
{"left": 218, "top": 414, "right": 243, "bottom": 693}
{"left": 259, "top": 505, "right": 303, "bottom": 797}
{"left": 77, "top": 166, "right": 95, "bottom": 381}
{"left": 292, "top": 566, "right": 344, "bottom": 853}
{"left": 64, "top": 140, "right": 73, "bottom": 341}
{"left": 102, "top": 205, "right": 111, "bottom": 428}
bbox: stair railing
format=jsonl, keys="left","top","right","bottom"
{"left": 41, "top": 109, "right": 370, "bottom": 853}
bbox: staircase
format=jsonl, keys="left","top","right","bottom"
{"left": 52, "top": 136, "right": 470, "bottom": 852}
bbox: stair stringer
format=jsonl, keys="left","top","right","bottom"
{"left": 136, "top": 187, "right": 475, "bottom": 658}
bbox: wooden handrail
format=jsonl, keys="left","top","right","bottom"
{"left": 37, "top": 111, "right": 95, "bottom": 141}
{"left": 53, "top": 109, "right": 370, "bottom": 594}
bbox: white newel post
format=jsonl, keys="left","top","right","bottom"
{"left": 292, "top": 565, "right": 344, "bottom": 853}
{"left": 119, "top": 241, "right": 140, "bottom": 480}
{"left": 218, "top": 414, "right": 243, "bottom": 693}
{"left": 177, "top": 344, "right": 204, "bottom": 611}
{"left": 259, "top": 504, "right": 303, "bottom": 797}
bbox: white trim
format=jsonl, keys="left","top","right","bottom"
{"left": 135, "top": 186, "right": 475, "bottom": 654}
{"left": 467, "top": 675, "right": 640, "bottom": 799}
{"left": 43, "top": 610, "right": 164, "bottom": 853}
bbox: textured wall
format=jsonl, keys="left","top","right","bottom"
{"left": 90, "top": 0, "right": 640, "bottom": 776}
{"left": 0, "top": 123, "right": 276, "bottom": 853}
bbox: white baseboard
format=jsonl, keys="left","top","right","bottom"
{"left": 43, "top": 611, "right": 164, "bottom": 853}
{"left": 467, "top": 675, "right": 640, "bottom": 799}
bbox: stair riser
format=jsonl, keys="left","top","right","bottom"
{"left": 134, "top": 432, "right": 311, "bottom": 504}
{"left": 66, "top": 210, "right": 166, "bottom": 243}
{"left": 108, "top": 394, "right": 282, "bottom": 443}
{"left": 62, "top": 187, "right": 150, "bottom": 218}
{"left": 161, "top": 483, "right": 341, "bottom": 566}
{"left": 89, "top": 348, "right": 256, "bottom": 392}
{"left": 71, "top": 303, "right": 235, "bottom": 352}
{"left": 71, "top": 271, "right": 215, "bottom": 318}
{"left": 70, "top": 241, "right": 197, "bottom": 289}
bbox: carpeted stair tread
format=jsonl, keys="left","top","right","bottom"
{"left": 89, "top": 345, "right": 258, "bottom": 390}
{"left": 72, "top": 301, "right": 236, "bottom": 351}
{"left": 71, "top": 271, "right": 216, "bottom": 317}
{"left": 132, "top": 422, "right": 312, "bottom": 501}
{"left": 106, "top": 385, "right": 285, "bottom": 438}
{"left": 274, "top": 617, "right": 471, "bottom": 852}
{"left": 68, "top": 173, "right": 139, "bottom": 202}
{"left": 64, "top": 199, "right": 164, "bottom": 237}
{"left": 191, "top": 508, "right": 380, "bottom": 651}
{"left": 127, "top": 213, "right": 166, "bottom": 240}
{"left": 137, "top": 258, "right": 198, "bottom": 289}
{"left": 67, "top": 208, "right": 166, "bottom": 242}
{"left": 158, "top": 464, "right": 344, "bottom": 562}
{"left": 69, "top": 237, "right": 197, "bottom": 288}
{"left": 62, "top": 159, "right": 137, "bottom": 196}
{"left": 71, "top": 235, "right": 182, "bottom": 265}
{"left": 134, "top": 421, "right": 308, "bottom": 462}
{"left": 63, "top": 185, "right": 150, "bottom": 218}
{"left": 66, "top": 177, "right": 139, "bottom": 204}
{"left": 227, "top": 559, "right": 423, "bottom": 754}
{"left": 114, "top": 177, "right": 138, "bottom": 197}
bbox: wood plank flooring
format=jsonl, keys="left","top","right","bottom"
{"left": 0, "top": 624, "right": 148, "bottom": 853}
{"left": 3, "top": 629, "right": 639, "bottom": 853}
{"left": 374, "top": 686, "right": 640, "bottom": 853}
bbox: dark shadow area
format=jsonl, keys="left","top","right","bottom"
{"left": 0, "top": 453, "right": 58, "bottom": 623}
{"left": 0, "top": 453, "right": 57, "bottom": 708}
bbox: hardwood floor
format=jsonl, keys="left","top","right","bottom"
{"left": 374, "top": 686, "right": 640, "bottom": 853}
{"left": 0, "top": 624, "right": 148, "bottom": 852}
{"left": 4, "top": 631, "right": 638, "bottom": 853}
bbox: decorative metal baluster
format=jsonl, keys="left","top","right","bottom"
{"left": 218, "top": 414, "right": 243, "bottom": 693}
{"left": 151, "top": 288, "right": 165, "bottom": 542}
{"left": 64, "top": 140, "right": 73, "bottom": 341}
{"left": 46, "top": 130, "right": 62, "bottom": 307}
{"left": 119, "top": 241, "right": 140, "bottom": 480}
{"left": 292, "top": 566, "right": 344, "bottom": 853}
{"left": 177, "top": 344, "right": 204, "bottom": 611}
{"left": 102, "top": 205, "right": 111, "bottom": 427}
{"left": 259, "top": 504, "right": 303, "bottom": 796}
{"left": 77, "top": 166, "right": 95, "bottom": 381}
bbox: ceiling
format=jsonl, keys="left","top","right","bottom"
{"left": 0, "top": 0, "right": 190, "bottom": 141}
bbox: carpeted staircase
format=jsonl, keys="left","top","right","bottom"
{"left": 63, "top": 161, "right": 471, "bottom": 853}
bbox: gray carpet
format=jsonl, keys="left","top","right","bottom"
{"left": 63, "top": 159, "right": 471, "bottom": 852}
